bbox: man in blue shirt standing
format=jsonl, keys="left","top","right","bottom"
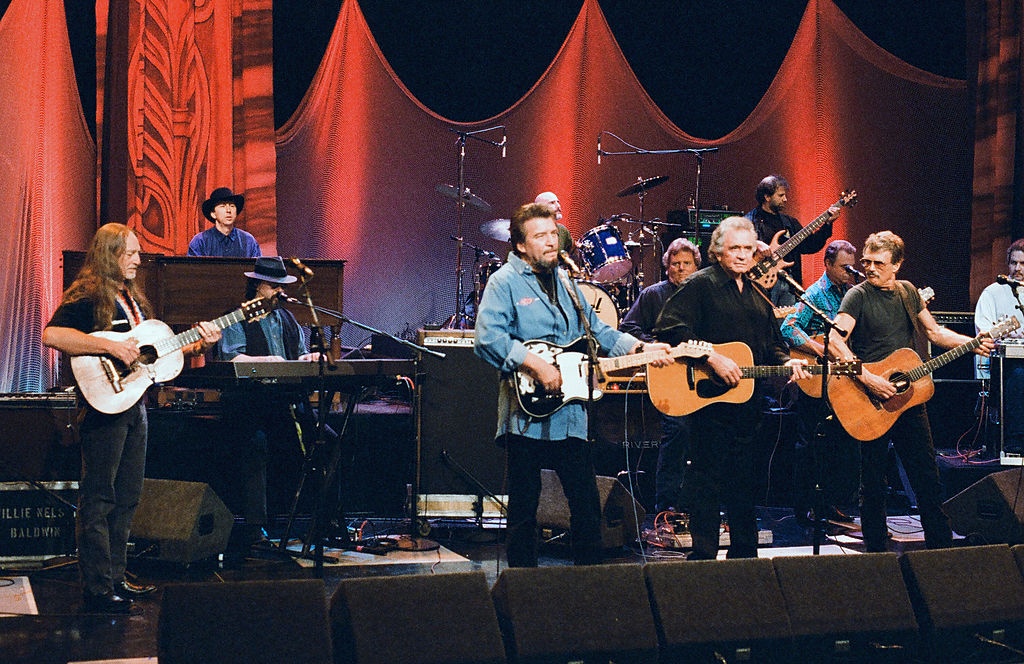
{"left": 475, "top": 203, "right": 670, "bottom": 567}
{"left": 188, "top": 187, "right": 262, "bottom": 257}
{"left": 780, "top": 240, "right": 859, "bottom": 527}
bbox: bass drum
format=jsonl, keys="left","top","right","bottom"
{"left": 577, "top": 281, "right": 619, "bottom": 329}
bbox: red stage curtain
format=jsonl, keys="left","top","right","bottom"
{"left": 969, "top": 0, "right": 1024, "bottom": 300}
{"left": 0, "top": 0, "right": 94, "bottom": 391}
{"left": 277, "top": 0, "right": 972, "bottom": 345}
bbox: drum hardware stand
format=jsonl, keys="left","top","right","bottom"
{"left": 779, "top": 271, "right": 851, "bottom": 555}
{"left": 439, "top": 125, "right": 506, "bottom": 330}
{"left": 275, "top": 280, "right": 443, "bottom": 576}
{"left": 448, "top": 235, "right": 499, "bottom": 319}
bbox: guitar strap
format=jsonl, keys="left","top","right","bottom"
{"left": 894, "top": 280, "right": 929, "bottom": 358}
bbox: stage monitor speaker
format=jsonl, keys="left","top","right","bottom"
{"left": 330, "top": 571, "right": 505, "bottom": 664}
{"left": 901, "top": 544, "right": 1024, "bottom": 662}
{"left": 943, "top": 468, "right": 1024, "bottom": 543}
{"left": 416, "top": 331, "right": 505, "bottom": 497}
{"left": 492, "top": 564, "right": 657, "bottom": 664}
{"left": 536, "top": 470, "right": 643, "bottom": 549}
{"left": 159, "top": 579, "right": 331, "bottom": 664}
{"left": 645, "top": 558, "right": 792, "bottom": 662}
{"left": 131, "top": 478, "right": 233, "bottom": 563}
{"left": 773, "top": 553, "right": 918, "bottom": 660}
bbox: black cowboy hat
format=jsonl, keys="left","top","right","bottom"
{"left": 202, "top": 187, "right": 245, "bottom": 221}
{"left": 244, "top": 257, "right": 297, "bottom": 284}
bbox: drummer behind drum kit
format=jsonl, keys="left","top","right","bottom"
{"left": 473, "top": 175, "right": 673, "bottom": 329}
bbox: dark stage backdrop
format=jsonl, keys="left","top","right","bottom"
{"left": 0, "top": 0, "right": 974, "bottom": 389}
{"left": 276, "top": 0, "right": 972, "bottom": 347}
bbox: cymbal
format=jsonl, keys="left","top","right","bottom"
{"left": 480, "top": 218, "right": 511, "bottom": 242}
{"left": 436, "top": 183, "right": 492, "bottom": 211}
{"left": 615, "top": 175, "right": 669, "bottom": 198}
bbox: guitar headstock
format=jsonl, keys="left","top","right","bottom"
{"left": 839, "top": 190, "right": 858, "bottom": 208}
{"left": 241, "top": 296, "right": 272, "bottom": 323}
{"left": 989, "top": 315, "right": 1022, "bottom": 340}
{"left": 679, "top": 340, "right": 713, "bottom": 358}
{"left": 829, "top": 359, "right": 862, "bottom": 376}
{"left": 918, "top": 286, "right": 935, "bottom": 304}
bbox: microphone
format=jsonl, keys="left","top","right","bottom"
{"left": 843, "top": 264, "right": 866, "bottom": 280}
{"left": 597, "top": 134, "right": 602, "bottom": 165}
{"left": 997, "top": 274, "right": 1024, "bottom": 288}
{"left": 276, "top": 292, "right": 303, "bottom": 305}
{"left": 559, "top": 250, "right": 582, "bottom": 275}
{"left": 501, "top": 127, "right": 506, "bottom": 158}
{"left": 290, "top": 257, "right": 314, "bottom": 278}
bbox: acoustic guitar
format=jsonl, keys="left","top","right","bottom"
{"left": 514, "top": 338, "right": 713, "bottom": 418}
{"left": 70, "top": 296, "right": 271, "bottom": 414}
{"left": 828, "top": 315, "right": 1019, "bottom": 441}
{"left": 645, "top": 341, "right": 861, "bottom": 417}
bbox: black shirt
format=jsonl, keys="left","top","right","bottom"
{"left": 619, "top": 279, "right": 679, "bottom": 341}
{"left": 838, "top": 280, "right": 921, "bottom": 363}
{"left": 653, "top": 263, "right": 790, "bottom": 366}
{"left": 47, "top": 296, "right": 136, "bottom": 335}
{"left": 745, "top": 206, "right": 833, "bottom": 280}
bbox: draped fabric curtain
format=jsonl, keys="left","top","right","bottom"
{"left": 0, "top": 0, "right": 94, "bottom": 391}
{"left": 969, "top": 0, "right": 1024, "bottom": 300}
{"left": 277, "top": 0, "right": 972, "bottom": 346}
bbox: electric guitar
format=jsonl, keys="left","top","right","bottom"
{"left": 645, "top": 341, "right": 861, "bottom": 417}
{"left": 70, "top": 296, "right": 272, "bottom": 414}
{"left": 748, "top": 190, "right": 858, "bottom": 289}
{"left": 514, "top": 338, "right": 713, "bottom": 418}
{"left": 788, "top": 287, "right": 934, "bottom": 398}
{"left": 828, "top": 316, "right": 1018, "bottom": 441}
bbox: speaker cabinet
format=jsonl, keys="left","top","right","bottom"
{"left": 645, "top": 558, "right": 792, "bottom": 663}
{"left": 416, "top": 332, "right": 505, "bottom": 500}
{"left": 159, "top": 579, "right": 331, "bottom": 664}
{"left": 131, "top": 478, "right": 233, "bottom": 563}
{"left": 330, "top": 571, "right": 505, "bottom": 664}
{"left": 0, "top": 392, "right": 79, "bottom": 481}
{"left": 536, "top": 470, "right": 643, "bottom": 549}
{"left": 901, "top": 545, "right": 1024, "bottom": 662}
{"left": 774, "top": 553, "right": 918, "bottom": 661}
{"left": 943, "top": 468, "right": 1024, "bottom": 543}
{"left": 492, "top": 564, "right": 657, "bottom": 664}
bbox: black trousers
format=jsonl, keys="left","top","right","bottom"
{"left": 859, "top": 404, "right": 952, "bottom": 552}
{"left": 504, "top": 434, "right": 602, "bottom": 567}
{"left": 77, "top": 400, "right": 147, "bottom": 597}
{"left": 682, "top": 399, "right": 761, "bottom": 559}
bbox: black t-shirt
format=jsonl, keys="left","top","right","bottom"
{"left": 838, "top": 280, "right": 921, "bottom": 363}
{"left": 47, "top": 296, "right": 134, "bottom": 335}
{"left": 653, "top": 263, "right": 789, "bottom": 366}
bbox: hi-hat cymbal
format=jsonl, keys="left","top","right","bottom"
{"left": 480, "top": 218, "right": 511, "bottom": 242}
{"left": 615, "top": 175, "right": 669, "bottom": 198}
{"left": 436, "top": 183, "right": 492, "bottom": 211}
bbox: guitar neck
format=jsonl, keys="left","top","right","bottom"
{"left": 907, "top": 335, "right": 984, "bottom": 382}
{"left": 153, "top": 307, "right": 250, "bottom": 356}
{"left": 771, "top": 198, "right": 841, "bottom": 259}
{"left": 598, "top": 344, "right": 706, "bottom": 373}
{"left": 739, "top": 364, "right": 826, "bottom": 379}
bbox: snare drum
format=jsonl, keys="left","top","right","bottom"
{"left": 577, "top": 281, "right": 619, "bottom": 328}
{"left": 577, "top": 224, "right": 632, "bottom": 283}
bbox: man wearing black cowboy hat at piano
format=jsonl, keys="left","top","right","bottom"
{"left": 187, "top": 186, "right": 262, "bottom": 258}
{"left": 215, "top": 257, "right": 319, "bottom": 543}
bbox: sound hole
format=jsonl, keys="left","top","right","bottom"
{"left": 889, "top": 372, "right": 911, "bottom": 393}
{"left": 138, "top": 345, "right": 158, "bottom": 365}
{"left": 694, "top": 378, "right": 730, "bottom": 400}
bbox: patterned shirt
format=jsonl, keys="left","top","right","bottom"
{"left": 780, "top": 271, "right": 848, "bottom": 348}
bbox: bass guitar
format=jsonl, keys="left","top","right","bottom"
{"left": 748, "top": 190, "right": 858, "bottom": 289}
{"left": 645, "top": 341, "right": 861, "bottom": 417}
{"left": 71, "top": 296, "right": 271, "bottom": 414}
{"left": 828, "top": 315, "right": 1019, "bottom": 441}
{"left": 514, "top": 338, "right": 713, "bottom": 418}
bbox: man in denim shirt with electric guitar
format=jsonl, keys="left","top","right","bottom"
{"left": 475, "top": 202, "right": 670, "bottom": 567}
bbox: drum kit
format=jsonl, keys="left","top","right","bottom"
{"left": 465, "top": 174, "right": 673, "bottom": 328}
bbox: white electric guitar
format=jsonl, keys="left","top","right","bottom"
{"left": 70, "top": 296, "right": 271, "bottom": 414}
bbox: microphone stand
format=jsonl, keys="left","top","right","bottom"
{"left": 779, "top": 271, "right": 846, "bottom": 556}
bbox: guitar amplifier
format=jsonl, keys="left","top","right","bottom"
{"left": 0, "top": 392, "right": 80, "bottom": 481}
{"left": 929, "top": 312, "right": 980, "bottom": 382}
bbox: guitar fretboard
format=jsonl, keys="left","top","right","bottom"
{"left": 739, "top": 365, "right": 827, "bottom": 379}
{"left": 906, "top": 336, "right": 984, "bottom": 383}
{"left": 152, "top": 308, "right": 253, "bottom": 357}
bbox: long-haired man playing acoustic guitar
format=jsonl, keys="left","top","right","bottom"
{"left": 654, "top": 217, "right": 810, "bottom": 560}
{"left": 828, "top": 231, "right": 994, "bottom": 552}
{"left": 43, "top": 224, "right": 221, "bottom": 613}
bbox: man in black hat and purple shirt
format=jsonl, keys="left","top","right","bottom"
{"left": 188, "top": 186, "right": 262, "bottom": 257}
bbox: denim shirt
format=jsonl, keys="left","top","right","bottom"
{"left": 474, "top": 251, "right": 639, "bottom": 441}
{"left": 780, "top": 271, "right": 847, "bottom": 347}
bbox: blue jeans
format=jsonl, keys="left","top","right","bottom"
{"left": 77, "top": 401, "right": 147, "bottom": 597}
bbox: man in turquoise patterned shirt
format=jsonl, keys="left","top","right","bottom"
{"left": 780, "top": 239, "right": 859, "bottom": 528}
